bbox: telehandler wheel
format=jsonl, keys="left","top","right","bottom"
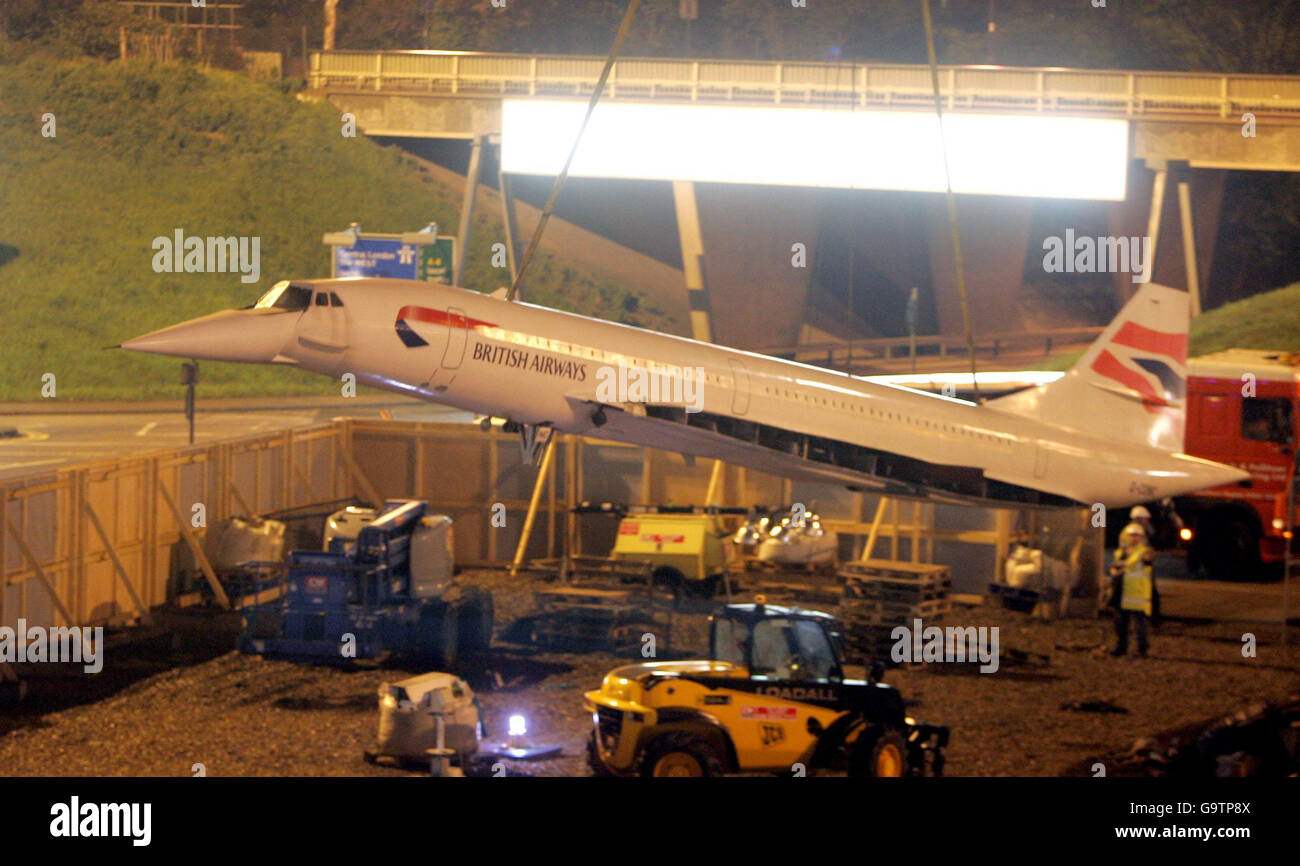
{"left": 849, "top": 729, "right": 910, "bottom": 778}
{"left": 638, "top": 732, "right": 726, "bottom": 778}
{"left": 458, "top": 589, "right": 495, "bottom": 656}
{"left": 585, "top": 731, "right": 614, "bottom": 777}
{"left": 416, "top": 602, "right": 459, "bottom": 669}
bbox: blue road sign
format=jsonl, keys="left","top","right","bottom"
{"left": 334, "top": 237, "right": 421, "bottom": 280}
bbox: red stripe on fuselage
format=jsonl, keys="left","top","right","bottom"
{"left": 1091, "top": 348, "right": 1167, "bottom": 412}
{"left": 395, "top": 305, "right": 497, "bottom": 330}
{"left": 1110, "top": 321, "right": 1186, "bottom": 366}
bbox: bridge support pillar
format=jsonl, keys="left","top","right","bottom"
{"left": 454, "top": 134, "right": 486, "bottom": 289}
{"left": 673, "top": 180, "right": 714, "bottom": 343}
{"left": 498, "top": 164, "right": 523, "bottom": 286}
{"left": 1177, "top": 179, "right": 1202, "bottom": 316}
{"left": 1141, "top": 160, "right": 1168, "bottom": 286}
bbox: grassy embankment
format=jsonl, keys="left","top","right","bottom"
{"left": 1033, "top": 280, "right": 1300, "bottom": 372}
{"left": 0, "top": 51, "right": 673, "bottom": 401}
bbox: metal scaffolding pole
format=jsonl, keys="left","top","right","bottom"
{"left": 511, "top": 435, "right": 558, "bottom": 576}
{"left": 673, "top": 180, "right": 713, "bottom": 343}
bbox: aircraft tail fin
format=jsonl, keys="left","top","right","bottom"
{"left": 988, "top": 283, "right": 1189, "bottom": 451}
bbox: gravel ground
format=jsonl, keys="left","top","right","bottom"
{"left": 0, "top": 569, "right": 1295, "bottom": 777}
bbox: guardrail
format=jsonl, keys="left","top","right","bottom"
{"left": 757, "top": 326, "right": 1104, "bottom": 370}
{"left": 311, "top": 50, "right": 1300, "bottom": 118}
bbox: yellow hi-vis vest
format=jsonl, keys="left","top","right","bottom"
{"left": 1115, "top": 545, "right": 1153, "bottom": 615}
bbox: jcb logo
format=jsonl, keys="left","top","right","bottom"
{"left": 759, "top": 724, "right": 785, "bottom": 747}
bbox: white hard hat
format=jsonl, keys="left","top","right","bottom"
{"left": 1121, "top": 523, "right": 1147, "bottom": 540}
{"left": 1129, "top": 505, "right": 1152, "bottom": 520}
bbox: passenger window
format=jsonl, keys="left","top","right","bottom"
{"left": 1242, "top": 398, "right": 1293, "bottom": 444}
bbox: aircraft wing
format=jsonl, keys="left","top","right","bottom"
{"left": 563, "top": 394, "right": 981, "bottom": 506}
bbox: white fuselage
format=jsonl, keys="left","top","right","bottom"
{"left": 124, "top": 278, "right": 1248, "bottom": 508}
{"left": 314, "top": 281, "right": 1243, "bottom": 508}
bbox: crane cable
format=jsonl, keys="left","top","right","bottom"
{"left": 505, "top": 0, "right": 641, "bottom": 302}
{"left": 921, "top": 0, "right": 980, "bottom": 401}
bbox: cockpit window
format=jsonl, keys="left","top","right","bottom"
{"left": 314, "top": 292, "right": 329, "bottom": 306}
{"left": 253, "top": 281, "right": 313, "bottom": 311}
{"left": 329, "top": 293, "right": 344, "bottom": 307}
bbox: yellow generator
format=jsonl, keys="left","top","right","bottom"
{"left": 612, "top": 512, "right": 728, "bottom": 597}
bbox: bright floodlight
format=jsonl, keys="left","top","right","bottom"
{"left": 501, "top": 101, "right": 1128, "bottom": 200}
{"left": 507, "top": 714, "right": 527, "bottom": 737}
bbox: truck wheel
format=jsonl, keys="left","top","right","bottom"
{"left": 638, "top": 732, "right": 726, "bottom": 778}
{"left": 416, "top": 602, "right": 459, "bottom": 669}
{"left": 849, "top": 729, "right": 910, "bottom": 778}
{"left": 457, "top": 589, "right": 494, "bottom": 656}
{"left": 586, "top": 731, "right": 614, "bottom": 777}
{"left": 651, "top": 567, "right": 684, "bottom": 593}
{"left": 687, "top": 575, "right": 720, "bottom": 599}
{"left": 1197, "top": 515, "right": 1260, "bottom": 581}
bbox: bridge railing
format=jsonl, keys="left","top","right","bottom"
{"left": 756, "top": 326, "right": 1104, "bottom": 373}
{"left": 311, "top": 50, "right": 1300, "bottom": 118}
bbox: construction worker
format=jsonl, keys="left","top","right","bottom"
{"left": 1099, "top": 505, "right": 1156, "bottom": 610}
{"left": 1108, "top": 522, "right": 1156, "bottom": 657}
{"left": 1126, "top": 505, "right": 1154, "bottom": 541}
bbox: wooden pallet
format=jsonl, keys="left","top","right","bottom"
{"left": 520, "top": 571, "right": 676, "bottom": 653}
{"left": 534, "top": 586, "right": 636, "bottom": 608}
{"left": 840, "top": 624, "right": 903, "bottom": 663}
{"left": 844, "top": 578, "right": 952, "bottom": 603}
{"left": 839, "top": 559, "right": 951, "bottom": 581}
{"left": 729, "top": 556, "right": 841, "bottom": 602}
{"left": 529, "top": 556, "right": 656, "bottom": 584}
{"left": 838, "top": 558, "right": 951, "bottom": 627}
{"left": 730, "top": 557, "right": 838, "bottom": 576}
{"left": 841, "top": 597, "right": 951, "bottom": 628}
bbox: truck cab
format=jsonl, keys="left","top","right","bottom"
{"left": 1180, "top": 350, "right": 1300, "bottom": 578}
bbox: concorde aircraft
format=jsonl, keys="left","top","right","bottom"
{"left": 122, "top": 279, "right": 1248, "bottom": 509}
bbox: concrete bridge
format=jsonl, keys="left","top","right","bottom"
{"left": 307, "top": 50, "right": 1300, "bottom": 352}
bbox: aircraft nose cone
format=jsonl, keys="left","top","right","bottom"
{"left": 1183, "top": 456, "right": 1252, "bottom": 492}
{"left": 1215, "top": 464, "right": 1253, "bottom": 487}
{"left": 122, "top": 309, "right": 295, "bottom": 363}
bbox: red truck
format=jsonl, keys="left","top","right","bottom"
{"left": 1176, "top": 349, "right": 1299, "bottom": 580}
